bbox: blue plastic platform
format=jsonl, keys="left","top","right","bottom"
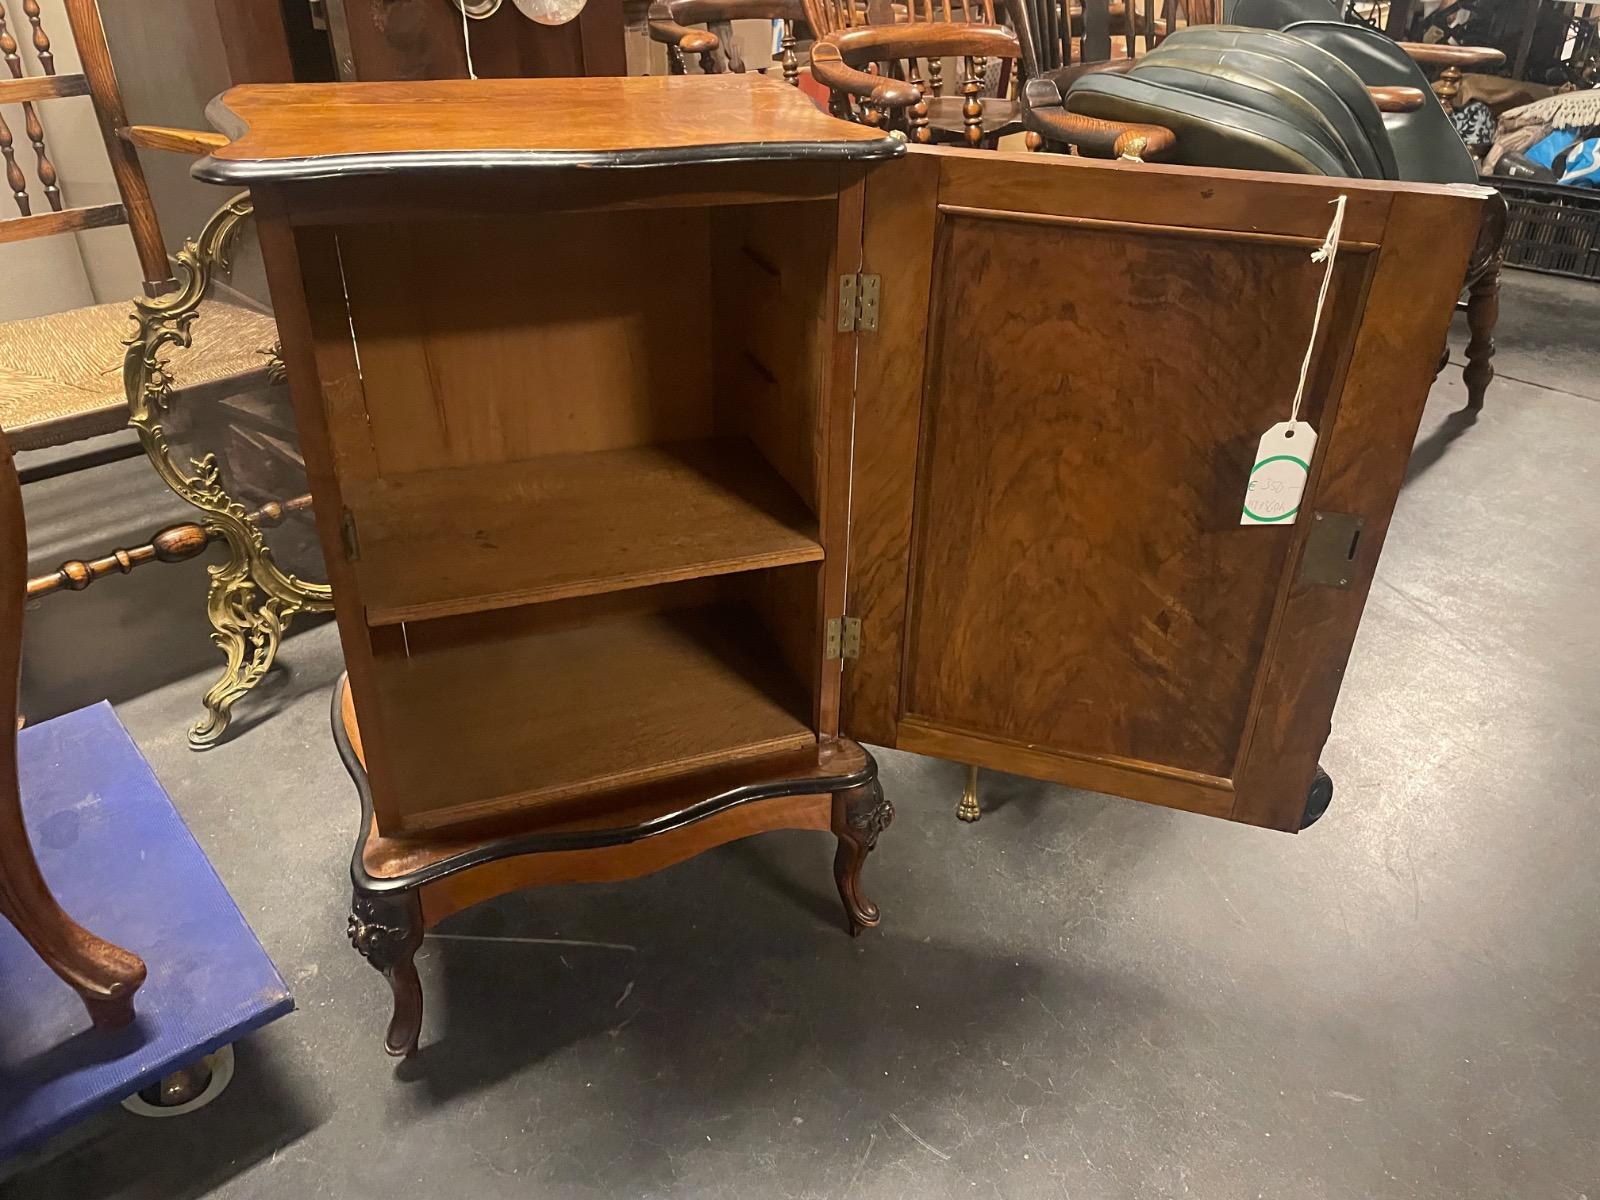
{"left": 0, "top": 703, "right": 292, "bottom": 1159}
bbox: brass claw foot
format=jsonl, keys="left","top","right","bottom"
{"left": 957, "top": 763, "right": 981, "bottom": 822}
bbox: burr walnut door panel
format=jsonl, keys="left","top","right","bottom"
{"left": 843, "top": 149, "right": 1487, "bottom": 832}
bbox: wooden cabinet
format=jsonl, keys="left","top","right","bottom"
{"left": 196, "top": 73, "right": 1488, "bottom": 1055}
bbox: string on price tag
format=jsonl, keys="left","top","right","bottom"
{"left": 1240, "top": 194, "right": 1347, "bottom": 526}
{"left": 458, "top": 0, "right": 479, "bottom": 79}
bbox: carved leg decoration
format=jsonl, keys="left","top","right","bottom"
{"left": 190, "top": 529, "right": 294, "bottom": 748}
{"left": 831, "top": 779, "right": 894, "bottom": 937}
{"left": 957, "top": 763, "right": 981, "bottom": 822}
{"left": 348, "top": 889, "right": 425, "bottom": 1056}
{"left": 1463, "top": 263, "right": 1499, "bottom": 412}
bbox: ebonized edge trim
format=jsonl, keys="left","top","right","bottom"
{"left": 333, "top": 678, "right": 876, "bottom": 897}
{"left": 195, "top": 96, "right": 905, "bottom": 186}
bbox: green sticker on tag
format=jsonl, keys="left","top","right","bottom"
{"left": 1242, "top": 422, "right": 1316, "bottom": 525}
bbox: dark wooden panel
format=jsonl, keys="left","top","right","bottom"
{"left": 901, "top": 210, "right": 1372, "bottom": 779}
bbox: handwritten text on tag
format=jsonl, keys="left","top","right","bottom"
{"left": 1241, "top": 420, "right": 1317, "bottom": 525}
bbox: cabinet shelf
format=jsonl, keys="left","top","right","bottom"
{"left": 348, "top": 438, "right": 823, "bottom": 627}
{"left": 371, "top": 602, "right": 816, "bottom": 830}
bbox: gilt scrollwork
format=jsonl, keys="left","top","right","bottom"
{"left": 121, "top": 192, "right": 334, "bottom": 748}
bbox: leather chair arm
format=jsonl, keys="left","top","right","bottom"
{"left": 811, "top": 42, "right": 923, "bottom": 109}
{"left": 1395, "top": 41, "right": 1506, "bottom": 69}
{"left": 1369, "top": 84, "right": 1425, "bottom": 112}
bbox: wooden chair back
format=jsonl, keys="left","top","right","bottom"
{"left": 1027, "top": 0, "right": 1214, "bottom": 69}
{"left": 804, "top": 0, "right": 1028, "bottom": 145}
{"left": 808, "top": 0, "right": 1000, "bottom": 37}
{"left": 0, "top": 0, "right": 172, "bottom": 293}
{"left": 648, "top": 0, "right": 809, "bottom": 82}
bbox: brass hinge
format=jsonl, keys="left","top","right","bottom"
{"left": 825, "top": 616, "right": 862, "bottom": 660}
{"left": 340, "top": 508, "right": 360, "bottom": 561}
{"left": 836, "top": 273, "right": 881, "bottom": 333}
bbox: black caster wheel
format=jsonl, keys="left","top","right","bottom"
{"left": 1300, "top": 765, "right": 1334, "bottom": 830}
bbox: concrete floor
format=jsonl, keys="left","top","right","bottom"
{"left": 4, "top": 269, "right": 1598, "bottom": 1199}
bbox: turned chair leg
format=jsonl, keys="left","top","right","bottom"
{"left": 348, "top": 889, "right": 425, "bottom": 1056}
{"left": 957, "top": 763, "right": 981, "bottom": 822}
{"left": 1463, "top": 263, "right": 1500, "bottom": 412}
{"left": 831, "top": 779, "right": 894, "bottom": 937}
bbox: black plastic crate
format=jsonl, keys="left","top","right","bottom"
{"left": 1494, "top": 178, "right": 1600, "bottom": 281}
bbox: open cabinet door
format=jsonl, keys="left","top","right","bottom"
{"left": 841, "top": 148, "right": 1488, "bottom": 833}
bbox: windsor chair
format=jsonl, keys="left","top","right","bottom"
{"left": 806, "top": 0, "right": 1030, "bottom": 146}
{"left": 648, "top": 0, "right": 811, "bottom": 82}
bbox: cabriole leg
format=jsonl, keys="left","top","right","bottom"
{"left": 348, "top": 888, "right": 425, "bottom": 1056}
{"left": 831, "top": 779, "right": 894, "bottom": 937}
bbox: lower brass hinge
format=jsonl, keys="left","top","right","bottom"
{"left": 826, "top": 616, "right": 862, "bottom": 660}
{"left": 836, "top": 273, "right": 881, "bottom": 333}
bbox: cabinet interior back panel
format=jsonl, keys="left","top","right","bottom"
{"left": 334, "top": 209, "right": 716, "bottom": 475}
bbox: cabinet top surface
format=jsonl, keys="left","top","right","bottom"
{"left": 194, "top": 75, "right": 903, "bottom": 185}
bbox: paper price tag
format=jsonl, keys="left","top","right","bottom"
{"left": 1240, "top": 420, "right": 1316, "bottom": 526}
